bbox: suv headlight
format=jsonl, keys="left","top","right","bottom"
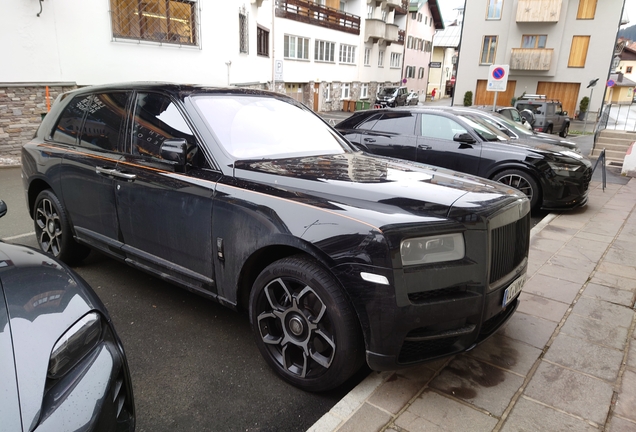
{"left": 48, "top": 312, "right": 103, "bottom": 378}
{"left": 548, "top": 161, "right": 582, "bottom": 172}
{"left": 400, "top": 233, "right": 465, "bottom": 266}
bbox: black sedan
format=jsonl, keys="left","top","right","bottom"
{"left": 22, "top": 84, "right": 530, "bottom": 391}
{"left": 0, "top": 200, "right": 135, "bottom": 431}
{"left": 336, "top": 107, "right": 592, "bottom": 211}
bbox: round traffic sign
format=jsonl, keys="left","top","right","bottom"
{"left": 607, "top": 79, "right": 616, "bottom": 87}
{"left": 492, "top": 67, "right": 506, "bottom": 80}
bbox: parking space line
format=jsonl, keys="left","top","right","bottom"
{"left": 2, "top": 232, "right": 35, "bottom": 241}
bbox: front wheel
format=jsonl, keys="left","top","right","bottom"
{"left": 492, "top": 169, "right": 540, "bottom": 210}
{"left": 33, "top": 190, "right": 90, "bottom": 264}
{"left": 560, "top": 124, "right": 569, "bottom": 138}
{"left": 249, "top": 256, "right": 364, "bottom": 392}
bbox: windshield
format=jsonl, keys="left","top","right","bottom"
{"left": 193, "top": 95, "right": 348, "bottom": 159}
{"left": 459, "top": 115, "right": 509, "bottom": 141}
{"left": 379, "top": 88, "right": 398, "bottom": 96}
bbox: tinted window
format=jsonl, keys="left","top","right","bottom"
{"left": 132, "top": 93, "right": 195, "bottom": 159}
{"left": 356, "top": 113, "right": 382, "bottom": 130}
{"left": 420, "top": 114, "right": 467, "bottom": 141}
{"left": 78, "top": 93, "right": 129, "bottom": 151}
{"left": 371, "top": 113, "right": 416, "bottom": 134}
{"left": 52, "top": 95, "right": 91, "bottom": 144}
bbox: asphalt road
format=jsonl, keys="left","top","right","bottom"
{"left": 0, "top": 166, "right": 367, "bottom": 432}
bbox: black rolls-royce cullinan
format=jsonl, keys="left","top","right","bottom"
{"left": 22, "top": 83, "right": 530, "bottom": 391}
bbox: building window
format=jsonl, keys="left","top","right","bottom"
{"left": 257, "top": 26, "right": 269, "bottom": 57}
{"left": 381, "top": 9, "right": 387, "bottom": 21}
{"left": 339, "top": 44, "right": 356, "bottom": 64}
{"left": 110, "top": 0, "right": 199, "bottom": 45}
{"left": 568, "top": 36, "right": 590, "bottom": 67}
{"left": 407, "top": 36, "right": 413, "bottom": 49}
{"left": 418, "top": 67, "right": 425, "bottom": 79}
{"left": 577, "top": 0, "right": 597, "bottom": 19}
{"left": 239, "top": 9, "right": 248, "bottom": 53}
{"left": 425, "top": 16, "right": 428, "bottom": 25}
{"left": 315, "top": 40, "right": 335, "bottom": 62}
{"left": 390, "top": 53, "right": 401, "bottom": 68}
{"left": 325, "top": 84, "right": 331, "bottom": 101}
{"left": 480, "top": 36, "right": 498, "bottom": 64}
{"left": 341, "top": 83, "right": 350, "bottom": 100}
{"left": 378, "top": 50, "right": 384, "bottom": 67}
{"left": 284, "top": 35, "right": 309, "bottom": 59}
{"left": 361, "top": 83, "right": 369, "bottom": 99}
{"left": 627, "top": 66, "right": 633, "bottom": 73}
{"left": 339, "top": 1, "right": 345, "bottom": 11}
{"left": 405, "top": 66, "right": 415, "bottom": 78}
{"left": 522, "top": 35, "right": 547, "bottom": 49}
{"left": 364, "top": 48, "right": 371, "bottom": 66}
{"left": 418, "top": 13, "right": 422, "bottom": 22}
{"left": 486, "top": 0, "right": 502, "bottom": 20}
{"left": 367, "top": 5, "right": 374, "bottom": 18}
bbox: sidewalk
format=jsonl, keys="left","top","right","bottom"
{"left": 310, "top": 178, "right": 636, "bottom": 432}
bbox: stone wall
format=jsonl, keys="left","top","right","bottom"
{"left": 0, "top": 84, "right": 77, "bottom": 159}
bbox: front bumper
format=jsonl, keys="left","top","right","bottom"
{"left": 540, "top": 166, "right": 593, "bottom": 211}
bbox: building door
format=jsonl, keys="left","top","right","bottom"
{"left": 314, "top": 83, "right": 320, "bottom": 111}
{"left": 285, "top": 83, "right": 304, "bottom": 104}
{"left": 537, "top": 82, "right": 580, "bottom": 117}
{"left": 475, "top": 80, "right": 517, "bottom": 106}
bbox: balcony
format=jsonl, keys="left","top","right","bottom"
{"left": 510, "top": 48, "right": 554, "bottom": 71}
{"left": 396, "top": 29, "right": 405, "bottom": 45}
{"left": 276, "top": 0, "right": 361, "bottom": 35}
{"left": 365, "top": 19, "right": 386, "bottom": 43}
{"left": 516, "top": 0, "right": 562, "bottom": 22}
{"left": 385, "top": 23, "right": 399, "bottom": 44}
{"left": 386, "top": 0, "right": 408, "bottom": 14}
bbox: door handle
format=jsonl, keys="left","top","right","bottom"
{"left": 419, "top": 145, "right": 432, "bottom": 150}
{"left": 96, "top": 167, "right": 136, "bottom": 182}
{"left": 364, "top": 138, "right": 376, "bottom": 143}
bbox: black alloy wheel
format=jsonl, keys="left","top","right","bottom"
{"left": 33, "top": 190, "right": 90, "bottom": 264}
{"left": 560, "top": 124, "right": 569, "bottom": 138}
{"left": 249, "top": 256, "right": 363, "bottom": 392}
{"left": 492, "top": 169, "right": 540, "bottom": 210}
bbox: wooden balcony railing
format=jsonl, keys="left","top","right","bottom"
{"left": 276, "top": 0, "right": 361, "bottom": 35}
{"left": 396, "top": 29, "right": 405, "bottom": 45}
{"left": 510, "top": 48, "right": 554, "bottom": 71}
{"left": 516, "top": 0, "right": 562, "bottom": 22}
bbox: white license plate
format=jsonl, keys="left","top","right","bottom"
{"left": 502, "top": 274, "right": 526, "bottom": 307}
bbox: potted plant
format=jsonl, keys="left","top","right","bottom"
{"left": 578, "top": 96, "right": 589, "bottom": 120}
{"left": 463, "top": 91, "right": 473, "bottom": 107}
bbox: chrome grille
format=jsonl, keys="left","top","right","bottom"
{"left": 489, "top": 213, "right": 530, "bottom": 284}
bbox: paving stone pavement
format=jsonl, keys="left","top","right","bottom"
{"left": 309, "top": 179, "right": 636, "bottom": 432}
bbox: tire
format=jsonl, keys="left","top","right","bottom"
{"left": 33, "top": 190, "right": 90, "bottom": 264}
{"left": 249, "top": 255, "right": 364, "bottom": 392}
{"left": 545, "top": 124, "right": 553, "bottom": 134}
{"left": 559, "top": 123, "right": 569, "bottom": 138}
{"left": 492, "top": 169, "right": 541, "bottom": 210}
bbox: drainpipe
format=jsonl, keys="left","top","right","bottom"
{"left": 225, "top": 61, "right": 232, "bottom": 86}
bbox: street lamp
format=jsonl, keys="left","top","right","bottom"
{"left": 584, "top": 78, "right": 599, "bottom": 132}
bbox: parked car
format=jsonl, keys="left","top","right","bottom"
{"left": 0, "top": 199, "right": 135, "bottom": 431}
{"left": 406, "top": 91, "right": 419, "bottom": 106}
{"left": 471, "top": 107, "right": 578, "bottom": 150}
{"left": 514, "top": 94, "right": 570, "bottom": 137}
{"left": 336, "top": 107, "right": 592, "bottom": 211}
{"left": 22, "top": 83, "right": 531, "bottom": 391}
{"left": 375, "top": 86, "right": 408, "bottom": 107}
{"left": 475, "top": 106, "right": 533, "bottom": 130}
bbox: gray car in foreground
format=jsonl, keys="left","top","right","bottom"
{"left": 0, "top": 200, "right": 135, "bottom": 431}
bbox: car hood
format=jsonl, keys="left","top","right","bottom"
{"left": 234, "top": 153, "right": 526, "bottom": 230}
{"left": 527, "top": 133, "right": 577, "bottom": 150}
{"left": 0, "top": 242, "right": 104, "bottom": 432}
{"left": 489, "top": 137, "right": 579, "bottom": 156}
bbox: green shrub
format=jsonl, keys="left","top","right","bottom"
{"left": 579, "top": 96, "right": 590, "bottom": 113}
{"left": 463, "top": 91, "right": 473, "bottom": 107}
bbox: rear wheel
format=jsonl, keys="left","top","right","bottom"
{"left": 559, "top": 124, "right": 569, "bottom": 138}
{"left": 545, "top": 124, "right": 553, "bottom": 134}
{"left": 249, "top": 256, "right": 364, "bottom": 392}
{"left": 492, "top": 169, "right": 540, "bottom": 210}
{"left": 33, "top": 190, "right": 90, "bottom": 264}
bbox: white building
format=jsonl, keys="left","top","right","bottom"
{"left": 454, "top": 0, "right": 626, "bottom": 116}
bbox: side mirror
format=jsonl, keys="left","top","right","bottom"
{"left": 454, "top": 132, "right": 476, "bottom": 144}
{"left": 0, "top": 200, "right": 6, "bottom": 218}
{"left": 562, "top": 111, "right": 568, "bottom": 116}
{"left": 160, "top": 138, "right": 188, "bottom": 165}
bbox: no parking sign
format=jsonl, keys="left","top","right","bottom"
{"left": 487, "top": 64, "right": 509, "bottom": 92}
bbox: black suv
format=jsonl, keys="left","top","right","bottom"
{"left": 514, "top": 94, "right": 570, "bottom": 137}
{"left": 22, "top": 83, "right": 531, "bottom": 391}
{"left": 375, "top": 86, "right": 408, "bottom": 107}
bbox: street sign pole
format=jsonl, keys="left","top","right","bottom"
{"left": 493, "top": 91, "right": 498, "bottom": 112}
